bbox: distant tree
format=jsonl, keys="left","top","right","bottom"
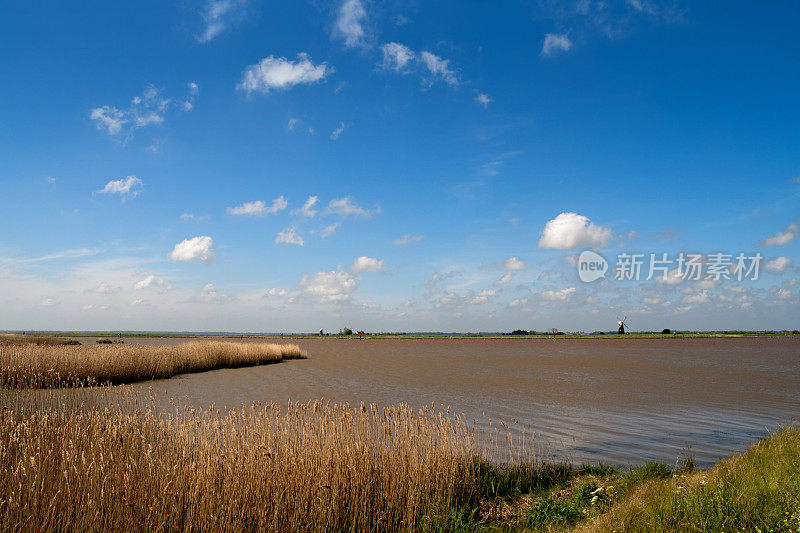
{"left": 510, "top": 329, "right": 529, "bottom": 336}
{"left": 662, "top": 328, "right": 672, "bottom": 334}
{"left": 340, "top": 328, "right": 353, "bottom": 336}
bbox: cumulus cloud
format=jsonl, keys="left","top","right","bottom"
{"left": 657, "top": 267, "right": 685, "bottom": 286}
{"left": 300, "top": 270, "right": 357, "bottom": 303}
{"left": 381, "top": 42, "right": 415, "bottom": 71}
{"left": 503, "top": 257, "right": 526, "bottom": 270}
{"left": 475, "top": 93, "right": 492, "bottom": 108}
{"left": 470, "top": 289, "right": 496, "bottom": 304}
{"left": 98, "top": 176, "right": 143, "bottom": 198}
{"left": 238, "top": 53, "right": 331, "bottom": 94}
{"left": 169, "top": 236, "right": 214, "bottom": 263}
{"left": 265, "top": 287, "right": 288, "bottom": 297}
{"left": 334, "top": 0, "right": 368, "bottom": 48}
{"left": 682, "top": 290, "right": 709, "bottom": 304}
{"left": 509, "top": 297, "right": 529, "bottom": 308}
{"left": 351, "top": 256, "right": 384, "bottom": 273}
{"left": 197, "top": 0, "right": 247, "bottom": 43}
{"left": 325, "top": 197, "right": 378, "bottom": 217}
{"left": 538, "top": 212, "right": 612, "bottom": 249}
{"left": 542, "top": 33, "right": 572, "bottom": 56}
{"left": 765, "top": 256, "right": 793, "bottom": 274}
{"left": 760, "top": 224, "right": 798, "bottom": 246}
{"left": 227, "top": 197, "right": 288, "bottom": 216}
{"left": 540, "top": 287, "right": 576, "bottom": 301}
{"left": 419, "top": 51, "right": 459, "bottom": 86}
{"left": 393, "top": 234, "right": 424, "bottom": 245}
{"left": 134, "top": 275, "right": 170, "bottom": 290}
{"left": 275, "top": 227, "right": 305, "bottom": 246}
{"left": 330, "top": 122, "right": 345, "bottom": 140}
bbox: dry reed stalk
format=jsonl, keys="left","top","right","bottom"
{"left": 0, "top": 399, "right": 484, "bottom": 532}
{"left": 0, "top": 341, "right": 304, "bottom": 389}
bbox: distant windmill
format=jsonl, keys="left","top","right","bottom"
{"left": 617, "top": 315, "right": 629, "bottom": 335}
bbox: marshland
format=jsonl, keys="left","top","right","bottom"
{"left": 2, "top": 334, "right": 799, "bottom": 531}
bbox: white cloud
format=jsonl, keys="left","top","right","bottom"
{"left": 330, "top": 122, "right": 345, "bottom": 140}
{"left": 419, "top": 51, "right": 459, "bottom": 86}
{"left": 169, "top": 236, "right": 214, "bottom": 263}
{"left": 98, "top": 176, "right": 143, "bottom": 198}
{"left": 682, "top": 290, "right": 709, "bottom": 304}
{"left": 509, "top": 297, "right": 529, "bottom": 308}
{"left": 39, "top": 297, "right": 58, "bottom": 307}
{"left": 658, "top": 268, "right": 685, "bottom": 286}
{"left": 300, "top": 270, "right": 357, "bottom": 303}
{"left": 275, "top": 227, "right": 305, "bottom": 246}
{"left": 90, "top": 106, "right": 126, "bottom": 135}
{"left": 238, "top": 53, "right": 331, "bottom": 94}
{"left": 197, "top": 0, "right": 246, "bottom": 43}
{"left": 542, "top": 33, "right": 572, "bottom": 56}
{"left": 538, "top": 212, "right": 612, "bottom": 249}
{"left": 774, "top": 288, "right": 792, "bottom": 300}
{"left": 318, "top": 223, "right": 339, "bottom": 238}
{"left": 393, "top": 234, "right": 424, "bottom": 245}
{"left": 325, "top": 197, "right": 378, "bottom": 217}
{"left": 503, "top": 256, "right": 526, "bottom": 271}
{"left": 470, "top": 289, "right": 496, "bottom": 304}
{"left": 45, "top": 176, "right": 56, "bottom": 184}
{"left": 287, "top": 117, "right": 298, "bottom": 130}
{"left": 761, "top": 224, "right": 798, "bottom": 246}
{"left": 265, "top": 287, "right": 288, "bottom": 297}
{"left": 351, "top": 256, "right": 384, "bottom": 273}
{"left": 91, "top": 84, "right": 191, "bottom": 138}
{"left": 134, "top": 275, "right": 169, "bottom": 290}
{"left": 381, "top": 42, "right": 415, "bottom": 71}
{"left": 334, "top": 0, "right": 367, "bottom": 48}
{"left": 297, "top": 196, "right": 319, "bottom": 217}
{"left": 475, "top": 93, "right": 492, "bottom": 108}
{"left": 493, "top": 272, "right": 513, "bottom": 287}
{"left": 540, "top": 287, "right": 576, "bottom": 301}
{"left": 765, "top": 256, "right": 793, "bottom": 274}
{"left": 227, "top": 197, "right": 288, "bottom": 216}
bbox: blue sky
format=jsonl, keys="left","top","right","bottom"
{"left": 1, "top": 0, "right": 798, "bottom": 332}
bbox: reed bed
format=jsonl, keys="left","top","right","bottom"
{"left": 0, "top": 341, "right": 304, "bottom": 388}
{"left": 0, "top": 398, "right": 497, "bottom": 532}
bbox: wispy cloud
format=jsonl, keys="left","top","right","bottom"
{"left": 419, "top": 51, "right": 459, "bottom": 86}
{"left": 325, "top": 197, "right": 379, "bottom": 217}
{"left": 318, "top": 223, "right": 339, "bottom": 238}
{"left": 90, "top": 84, "right": 195, "bottom": 139}
{"left": 197, "top": 0, "right": 248, "bottom": 43}
{"left": 98, "top": 176, "right": 143, "bottom": 199}
{"left": 227, "top": 197, "right": 288, "bottom": 216}
{"left": 238, "top": 53, "right": 331, "bottom": 94}
{"left": 542, "top": 33, "right": 572, "bottom": 56}
{"left": 475, "top": 92, "right": 492, "bottom": 108}
{"left": 333, "top": 0, "right": 368, "bottom": 48}
{"left": 760, "top": 223, "right": 799, "bottom": 246}
{"left": 275, "top": 227, "right": 305, "bottom": 246}
{"left": 381, "top": 42, "right": 415, "bottom": 71}
{"left": 330, "top": 122, "right": 345, "bottom": 140}
{"left": 393, "top": 234, "right": 424, "bottom": 245}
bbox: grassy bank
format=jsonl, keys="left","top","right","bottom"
{"left": 0, "top": 339, "right": 303, "bottom": 388}
{"left": 0, "top": 387, "right": 797, "bottom": 532}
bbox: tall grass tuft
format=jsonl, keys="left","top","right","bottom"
{"left": 0, "top": 341, "right": 304, "bottom": 388}
{"left": 0, "top": 399, "right": 496, "bottom": 532}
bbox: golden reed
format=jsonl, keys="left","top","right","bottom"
{"left": 0, "top": 340, "right": 303, "bottom": 388}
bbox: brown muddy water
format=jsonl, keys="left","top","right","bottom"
{"left": 57, "top": 337, "right": 800, "bottom": 466}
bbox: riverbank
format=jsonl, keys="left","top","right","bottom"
{"left": 1, "top": 392, "right": 796, "bottom": 532}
